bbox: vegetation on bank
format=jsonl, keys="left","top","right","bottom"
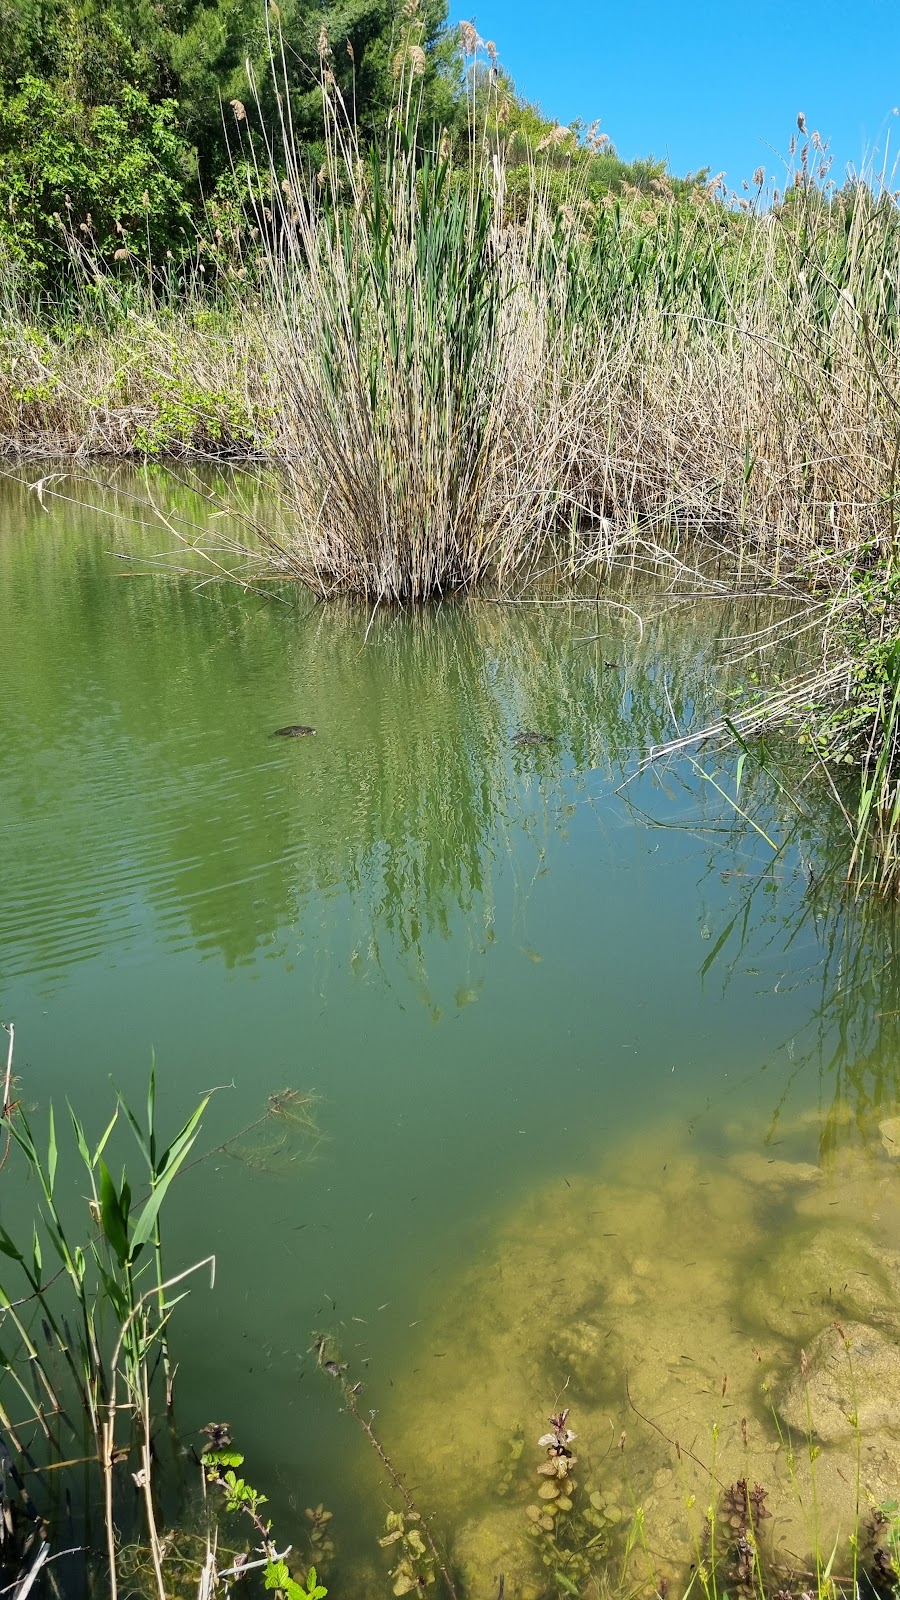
{"left": 3, "top": 0, "right": 900, "bottom": 888}
{"left": 0, "top": 0, "right": 681, "bottom": 281}
{"left": 3, "top": 13, "right": 900, "bottom": 888}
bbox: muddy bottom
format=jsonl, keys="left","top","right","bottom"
{"left": 373, "top": 1116, "right": 900, "bottom": 1599}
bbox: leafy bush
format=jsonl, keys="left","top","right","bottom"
{"left": 0, "top": 77, "right": 194, "bottom": 277}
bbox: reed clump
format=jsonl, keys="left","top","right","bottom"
{"left": 4, "top": 115, "right": 900, "bottom": 596}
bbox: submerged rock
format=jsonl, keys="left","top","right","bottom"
{"left": 779, "top": 1321, "right": 900, "bottom": 1442}
{"left": 730, "top": 1153, "right": 822, "bottom": 1188}
{"left": 453, "top": 1508, "right": 543, "bottom": 1600}
{"left": 880, "top": 1116, "right": 900, "bottom": 1157}
{"left": 376, "top": 1128, "right": 900, "bottom": 1594}
{"left": 740, "top": 1226, "right": 900, "bottom": 1340}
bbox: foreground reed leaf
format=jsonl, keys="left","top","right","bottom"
{"left": 98, "top": 1158, "right": 130, "bottom": 1268}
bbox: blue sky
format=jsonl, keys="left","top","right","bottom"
{"left": 453, "top": 0, "right": 900, "bottom": 190}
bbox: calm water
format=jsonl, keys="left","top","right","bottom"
{"left": 2, "top": 471, "right": 899, "bottom": 1589}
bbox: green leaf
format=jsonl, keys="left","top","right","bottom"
{"left": 155, "top": 1096, "right": 209, "bottom": 1179}
{"left": 47, "top": 1105, "right": 57, "bottom": 1193}
{"left": 147, "top": 1056, "right": 157, "bottom": 1167}
{"left": 98, "top": 1159, "right": 130, "bottom": 1268}
{"left": 129, "top": 1102, "right": 207, "bottom": 1256}
{"left": 93, "top": 1108, "right": 119, "bottom": 1167}
{"left": 202, "top": 1451, "right": 245, "bottom": 1469}
{"left": 94, "top": 1259, "right": 129, "bottom": 1320}
{"left": 114, "top": 1083, "right": 150, "bottom": 1166}
{"left": 265, "top": 1562, "right": 316, "bottom": 1600}
{"left": 69, "top": 1108, "right": 91, "bottom": 1171}
{"left": 0, "top": 1227, "right": 23, "bottom": 1263}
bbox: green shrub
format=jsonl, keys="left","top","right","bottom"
{"left": 0, "top": 77, "right": 193, "bottom": 278}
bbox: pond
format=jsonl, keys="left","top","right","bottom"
{"left": 2, "top": 470, "right": 900, "bottom": 1598}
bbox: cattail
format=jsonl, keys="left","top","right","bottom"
{"left": 141, "top": 190, "right": 150, "bottom": 208}
{"left": 409, "top": 44, "right": 426, "bottom": 75}
{"left": 230, "top": 98, "right": 246, "bottom": 121}
{"left": 753, "top": 166, "right": 764, "bottom": 186}
{"left": 486, "top": 40, "right": 498, "bottom": 65}
{"left": 797, "top": 112, "right": 806, "bottom": 134}
{"left": 459, "top": 20, "right": 478, "bottom": 54}
{"left": 346, "top": 39, "right": 354, "bottom": 60}
{"left": 318, "top": 23, "right": 329, "bottom": 59}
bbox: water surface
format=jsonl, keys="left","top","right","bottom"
{"left": 1, "top": 470, "right": 898, "bottom": 1592}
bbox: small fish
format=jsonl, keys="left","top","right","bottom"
{"left": 273, "top": 725, "right": 317, "bottom": 738}
{"left": 512, "top": 730, "right": 553, "bottom": 748}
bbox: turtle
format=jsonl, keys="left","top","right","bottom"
{"left": 273, "top": 724, "right": 317, "bottom": 737}
{"left": 512, "top": 730, "right": 553, "bottom": 747}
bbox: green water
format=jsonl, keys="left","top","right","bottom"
{"left": 2, "top": 471, "right": 900, "bottom": 1593}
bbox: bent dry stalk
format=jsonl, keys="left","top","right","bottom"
{"left": 313, "top": 1337, "right": 459, "bottom": 1600}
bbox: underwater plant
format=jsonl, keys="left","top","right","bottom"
{"left": 379, "top": 1509, "right": 436, "bottom": 1596}
{"left": 525, "top": 1409, "right": 612, "bottom": 1594}
{"left": 202, "top": 1440, "right": 329, "bottom": 1600}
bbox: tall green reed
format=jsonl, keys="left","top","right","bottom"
{"left": 0, "top": 1026, "right": 212, "bottom": 1599}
